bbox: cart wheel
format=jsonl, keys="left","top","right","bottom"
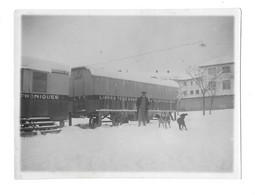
{"left": 112, "top": 114, "right": 123, "bottom": 126}
{"left": 59, "top": 120, "right": 65, "bottom": 128}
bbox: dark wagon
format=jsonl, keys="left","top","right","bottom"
{"left": 70, "top": 66, "right": 179, "bottom": 128}
{"left": 20, "top": 57, "right": 71, "bottom": 135}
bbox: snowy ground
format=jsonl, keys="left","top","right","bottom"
{"left": 20, "top": 109, "right": 235, "bottom": 173}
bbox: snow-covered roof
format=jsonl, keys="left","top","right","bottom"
{"left": 149, "top": 72, "right": 175, "bottom": 80}
{"left": 199, "top": 56, "right": 234, "bottom": 67}
{"left": 170, "top": 73, "right": 193, "bottom": 81}
{"left": 79, "top": 67, "right": 179, "bottom": 88}
{"left": 21, "top": 56, "right": 70, "bottom": 73}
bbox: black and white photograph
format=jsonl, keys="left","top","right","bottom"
{"left": 15, "top": 10, "right": 241, "bottom": 179}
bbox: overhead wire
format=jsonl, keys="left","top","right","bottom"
{"left": 86, "top": 40, "right": 205, "bottom": 68}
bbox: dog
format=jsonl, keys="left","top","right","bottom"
{"left": 177, "top": 113, "right": 188, "bottom": 131}
{"left": 154, "top": 113, "right": 171, "bottom": 129}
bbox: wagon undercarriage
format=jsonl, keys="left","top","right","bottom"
{"left": 72, "top": 109, "right": 176, "bottom": 129}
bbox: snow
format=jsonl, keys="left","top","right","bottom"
{"left": 20, "top": 109, "right": 236, "bottom": 174}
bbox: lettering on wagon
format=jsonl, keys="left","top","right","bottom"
{"left": 21, "top": 93, "right": 60, "bottom": 100}
{"left": 99, "top": 95, "right": 137, "bottom": 101}
{"left": 74, "top": 95, "right": 174, "bottom": 103}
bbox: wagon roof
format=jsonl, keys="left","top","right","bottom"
{"left": 74, "top": 66, "right": 179, "bottom": 88}
{"left": 21, "top": 56, "right": 70, "bottom": 73}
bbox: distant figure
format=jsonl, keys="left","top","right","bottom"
{"left": 136, "top": 91, "right": 150, "bottom": 126}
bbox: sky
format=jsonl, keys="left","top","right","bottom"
{"left": 22, "top": 14, "right": 234, "bottom": 75}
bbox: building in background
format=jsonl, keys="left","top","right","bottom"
{"left": 176, "top": 56, "right": 235, "bottom": 111}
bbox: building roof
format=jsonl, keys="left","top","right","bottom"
{"left": 173, "top": 73, "right": 193, "bottom": 81}
{"left": 149, "top": 72, "right": 174, "bottom": 80}
{"left": 199, "top": 56, "right": 234, "bottom": 68}
{"left": 74, "top": 66, "right": 179, "bottom": 88}
{"left": 21, "top": 56, "right": 70, "bottom": 73}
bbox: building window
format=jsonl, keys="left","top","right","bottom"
{"left": 196, "top": 90, "right": 199, "bottom": 94}
{"left": 190, "top": 90, "right": 194, "bottom": 95}
{"left": 222, "top": 80, "right": 231, "bottom": 90}
{"left": 183, "top": 91, "right": 187, "bottom": 96}
{"left": 32, "top": 71, "right": 47, "bottom": 93}
{"left": 222, "top": 66, "right": 231, "bottom": 73}
{"left": 183, "top": 81, "right": 187, "bottom": 86}
{"left": 209, "top": 67, "right": 216, "bottom": 75}
{"left": 208, "top": 81, "right": 217, "bottom": 90}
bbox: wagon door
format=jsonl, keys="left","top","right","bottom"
{"left": 48, "top": 70, "right": 70, "bottom": 120}
{"left": 29, "top": 71, "right": 49, "bottom": 117}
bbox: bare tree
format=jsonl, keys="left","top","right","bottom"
{"left": 186, "top": 66, "right": 225, "bottom": 116}
{"left": 176, "top": 82, "right": 184, "bottom": 115}
{"left": 207, "top": 69, "right": 233, "bottom": 114}
{"left": 207, "top": 80, "right": 217, "bottom": 115}
{"left": 172, "top": 75, "right": 184, "bottom": 115}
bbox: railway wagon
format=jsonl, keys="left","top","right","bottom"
{"left": 70, "top": 66, "right": 179, "bottom": 128}
{"left": 20, "top": 57, "right": 71, "bottom": 126}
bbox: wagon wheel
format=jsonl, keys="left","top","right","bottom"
{"left": 59, "top": 120, "right": 65, "bottom": 128}
{"left": 89, "top": 115, "right": 101, "bottom": 129}
{"left": 112, "top": 114, "right": 123, "bottom": 126}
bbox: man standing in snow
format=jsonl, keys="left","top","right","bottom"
{"left": 136, "top": 91, "right": 150, "bottom": 126}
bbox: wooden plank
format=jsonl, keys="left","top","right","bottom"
{"left": 27, "top": 117, "right": 51, "bottom": 121}
{"left": 20, "top": 125, "right": 58, "bottom": 131}
{"left": 20, "top": 131, "right": 37, "bottom": 137}
{"left": 40, "top": 129, "right": 62, "bottom": 134}
{"left": 96, "top": 109, "right": 176, "bottom": 114}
